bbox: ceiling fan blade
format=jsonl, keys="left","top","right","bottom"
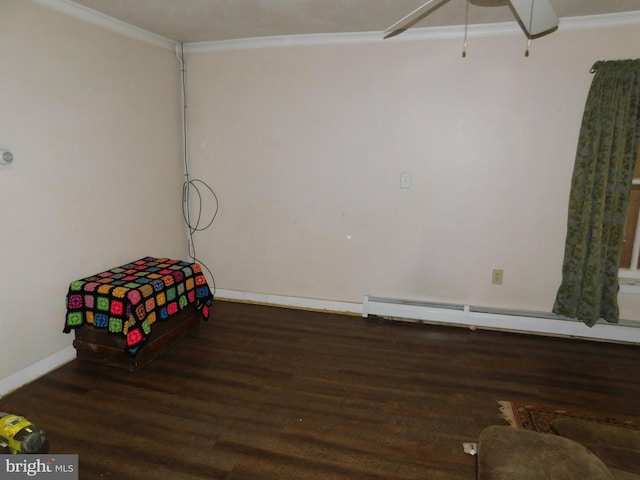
{"left": 383, "top": 0, "right": 449, "bottom": 38}
{"left": 508, "top": 0, "right": 558, "bottom": 37}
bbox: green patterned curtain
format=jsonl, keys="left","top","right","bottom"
{"left": 553, "top": 59, "right": 640, "bottom": 327}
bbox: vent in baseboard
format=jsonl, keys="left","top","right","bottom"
{"left": 362, "top": 296, "right": 640, "bottom": 345}
{"left": 468, "top": 305, "right": 568, "bottom": 320}
{"left": 366, "top": 296, "right": 465, "bottom": 311}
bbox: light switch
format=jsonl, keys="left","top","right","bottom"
{"left": 401, "top": 173, "right": 411, "bottom": 189}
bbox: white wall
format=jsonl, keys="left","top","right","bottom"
{"left": 0, "top": 1, "right": 185, "bottom": 386}
{"left": 185, "top": 21, "right": 640, "bottom": 320}
{"left": 1, "top": 3, "right": 638, "bottom": 392}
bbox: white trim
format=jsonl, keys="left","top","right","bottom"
{"left": 559, "top": 10, "right": 640, "bottom": 30}
{"left": 215, "top": 289, "right": 362, "bottom": 316}
{"left": 185, "top": 31, "right": 380, "bottom": 53}
{"left": 217, "top": 289, "right": 640, "bottom": 344}
{"left": 184, "top": 23, "right": 520, "bottom": 53}
{"left": 0, "top": 346, "right": 76, "bottom": 399}
{"left": 184, "top": 10, "right": 640, "bottom": 53}
{"left": 30, "top": 2, "right": 640, "bottom": 53}
{"left": 31, "top": 0, "right": 178, "bottom": 50}
{"left": 362, "top": 296, "right": 640, "bottom": 344}
{"left": 620, "top": 283, "right": 640, "bottom": 294}
{"left": 619, "top": 269, "right": 640, "bottom": 281}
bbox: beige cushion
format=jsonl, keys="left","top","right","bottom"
{"left": 477, "top": 425, "right": 614, "bottom": 480}
{"left": 608, "top": 469, "right": 640, "bottom": 480}
{"left": 551, "top": 418, "right": 640, "bottom": 479}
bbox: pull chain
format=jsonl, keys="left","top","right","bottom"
{"left": 462, "top": 0, "right": 469, "bottom": 58}
{"left": 525, "top": 0, "right": 534, "bottom": 57}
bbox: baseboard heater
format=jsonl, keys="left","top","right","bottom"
{"left": 362, "top": 296, "right": 640, "bottom": 345}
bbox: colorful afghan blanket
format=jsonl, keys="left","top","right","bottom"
{"left": 64, "top": 257, "right": 212, "bottom": 356}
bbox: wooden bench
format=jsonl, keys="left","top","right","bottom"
{"left": 64, "top": 257, "right": 213, "bottom": 371}
{"left": 73, "top": 304, "right": 201, "bottom": 371}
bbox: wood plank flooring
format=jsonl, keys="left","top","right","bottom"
{"left": 2, "top": 301, "right": 640, "bottom": 479}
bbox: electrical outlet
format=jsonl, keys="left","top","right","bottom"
{"left": 492, "top": 269, "right": 504, "bottom": 285}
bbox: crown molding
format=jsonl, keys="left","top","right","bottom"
{"left": 183, "top": 23, "right": 516, "bottom": 53}
{"left": 31, "top": 0, "right": 178, "bottom": 50}
{"left": 560, "top": 10, "right": 640, "bottom": 30}
{"left": 30, "top": 1, "right": 640, "bottom": 54}
{"left": 186, "top": 10, "right": 640, "bottom": 53}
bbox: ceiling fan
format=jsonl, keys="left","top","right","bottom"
{"left": 383, "top": 0, "right": 559, "bottom": 39}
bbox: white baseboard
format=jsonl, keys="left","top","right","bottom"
{"left": 362, "top": 296, "right": 640, "bottom": 345}
{"left": 215, "top": 289, "right": 362, "bottom": 315}
{"left": 215, "top": 290, "right": 640, "bottom": 344}
{"left": 0, "top": 346, "right": 76, "bottom": 398}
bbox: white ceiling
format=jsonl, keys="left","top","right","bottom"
{"left": 67, "top": 0, "right": 640, "bottom": 44}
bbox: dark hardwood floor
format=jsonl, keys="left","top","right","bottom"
{"left": 2, "top": 301, "right": 640, "bottom": 479}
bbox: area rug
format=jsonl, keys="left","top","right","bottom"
{"left": 498, "top": 400, "right": 640, "bottom": 434}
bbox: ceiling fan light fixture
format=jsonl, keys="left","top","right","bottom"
{"left": 509, "top": 0, "right": 558, "bottom": 37}
{"left": 383, "top": 0, "right": 559, "bottom": 44}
